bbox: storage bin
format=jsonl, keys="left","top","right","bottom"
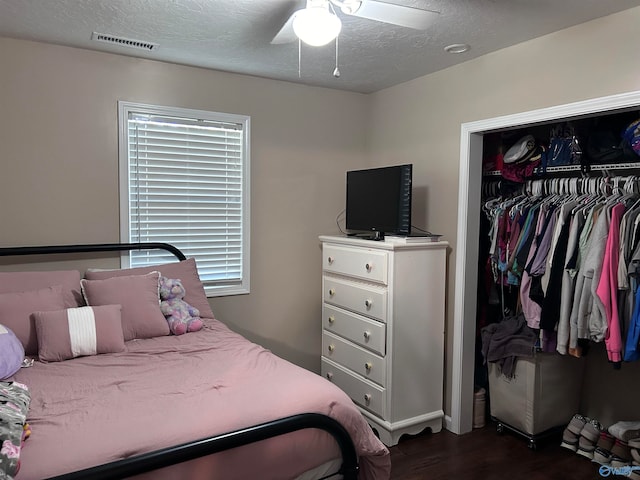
{"left": 488, "top": 352, "right": 586, "bottom": 437}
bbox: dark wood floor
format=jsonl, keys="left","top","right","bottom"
{"left": 388, "top": 421, "right": 599, "bottom": 480}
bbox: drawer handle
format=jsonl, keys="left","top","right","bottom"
{"left": 328, "top": 344, "right": 335, "bottom": 353}
{"left": 326, "top": 372, "right": 333, "bottom": 381}
{"left": 329, "top": 288, "right": 335, "bottom": 296}
{"left": 327, "top": 256, "right": 334, "bottom": 265}
{"left": 364, "top": 394, "right": 372, "bottom": 405}
{"left": 365, "top": 362, "right": 373, "bottom": 372}
{"left": 364, "top": 299, "right": 372, "bottom": 309}
{"left": 328, "top": 316, "right": 335, "bottom": 324}
{"left": 365, "top": 263, "right": 372, "bottom": 272}
{"left": 363, "top": 331, "right": 371, "bottom": 341}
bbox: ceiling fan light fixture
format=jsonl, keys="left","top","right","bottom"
{"left": 293, "top": 6, "right": 342, "bottom": 47}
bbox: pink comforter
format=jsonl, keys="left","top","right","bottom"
{"left": 14, "top": 319, "right": 390, "bottom": 479}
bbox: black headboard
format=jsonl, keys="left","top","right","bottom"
{"left": 0, "top": 242, "right": 186, "bottom": 261}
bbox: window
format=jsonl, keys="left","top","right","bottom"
{"left": 118, "top": 101, "right": 250, "bottom": 296}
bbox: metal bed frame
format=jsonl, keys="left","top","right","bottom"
{"left": 0, "top": 242, "right": 359, "bottom": 480}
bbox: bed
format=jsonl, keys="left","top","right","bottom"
{"left": 0, "top": 243, "right": 391, "bottom": 480}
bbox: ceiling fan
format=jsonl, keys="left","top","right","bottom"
{"left": 271, "top": 0, "right": 439, "bottom": 47}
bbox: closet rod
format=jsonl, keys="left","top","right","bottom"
{"left": 482, "top": 175, "right": 640, "bottom": 199}
{"left": 524, "top": 175, "right": 640, "bottom": 197}
{"left": 484, "top": 162, "right": 640, "bottom": 177}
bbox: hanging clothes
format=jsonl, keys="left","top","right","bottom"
{"left": 573, "top": 204, "right": 610, "bottom": 343}
{"left": 596, "top": 202, "right": 626, "bottom": 367}
{"left": 520, "top": 204, "right": 549, "bottom": 328}
{"left": 556, "top": 210, "right": 586, "bottom": 355}
{"left": 625, "top": 285, "right": 640, "bottom": 361}
{"left": 481, "top": 175, "right": 640, "bottom": 369}
{"left": 625, "top": 229, "right": 640, "bottom": 362}
{"left": 539, "top": 210, "right": 573, "bottom": 331}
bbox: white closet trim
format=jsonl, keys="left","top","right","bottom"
{"left": 449, "top": 90, "right": 640, "bottom": 435}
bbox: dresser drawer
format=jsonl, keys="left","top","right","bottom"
{"left": 323, "top": 304, "right": 386, "bottom": 356}
{"left": 323, "top": 276, "right": 387, "bottom": 322}
{"left": 322, "top": 331, "right": 386, "bottom": 387}
{"left": 323, "top": 244, "right": 388, "bottom": 285}
{"left": 321, "top": 357, "right": 385, "bottom": 418}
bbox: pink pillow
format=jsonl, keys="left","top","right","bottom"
{"left": 33, "top": 305, "right": 125, "bottom": 362}
{"left": 81, "top": 272, "right": 169, "bottom": 341}
{"left": 0, "top": 286, "right": 67, "bottom": 355}
{"left": 84, "top": 258, "right": 214, "bottom": 319}
{"left": 0, "top": 270, "right": 82, "bottom": 308}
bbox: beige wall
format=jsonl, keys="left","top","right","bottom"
{"left": 3, "top": 5, "right": 640, "bottom": 425}
{"left": 0, "top": 36, "right": 368, "bottom": 372}
{"left": 367, "top": 8, "right": 640, "bottom": 418}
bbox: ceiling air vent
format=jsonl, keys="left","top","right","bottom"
{"left": 91, "top": 32, "right": 158, "bottom": 51}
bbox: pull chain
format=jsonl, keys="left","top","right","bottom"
{"left": 333, "top": 35, "right": 340, "bottom": 78}
{"left": 298, "top": 38, "right": 302, "bottom": 78}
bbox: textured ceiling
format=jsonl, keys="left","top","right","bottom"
{"left": 1, "top": 0, "right": 640, "bottom": 93}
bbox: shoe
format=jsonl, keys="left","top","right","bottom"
{"left": 577, "top": 436, "right": 596, "bottom": 459}
{"left": 611, "top": 457, "right": 631, "bottom": 468}
{"left": 593, "top": 432, "right": 616, "bottom": 465}
{"left": 561, "top": 414, "right": 588, "bottom": 451}
{"left": 630, "top": 437, "right": 640, "bottom": 449}
{"left": 594, "top": 447, "right": 612, "bottom": 465}
{"left": 609, "top": 421, "right": 640, "bottom": 442}
{"left": 577, "top": 419, "right": 603, "bottom": 459}
{"left": 561, "top": 429, "right": 579, "bottom": 452}
{"left": 631, "top": 447, "right": 640, "bottom": 464}
{"left": 610, "top": 439, "right": 632, "bottom": 468}
{"left": 566, "top": 414, "right": 589, "bottom": 436}
{"left": 581, "top": 419, "right": 603, "bottom": 442}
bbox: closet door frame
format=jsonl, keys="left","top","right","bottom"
{"left": 451, "top": 90, "right": 640, "bottom": 435}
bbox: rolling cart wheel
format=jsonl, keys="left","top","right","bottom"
{"left": 496, "top": 423, "right": 504, "bottom": 434}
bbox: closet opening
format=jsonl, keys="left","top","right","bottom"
{"left": 450, "top": 90, "right": 640, "bottom": 435}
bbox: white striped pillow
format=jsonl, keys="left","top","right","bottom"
{"left": 32, "top": 305, "right": 125, "bottom": 362}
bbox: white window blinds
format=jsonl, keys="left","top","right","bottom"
{"left": 118, "top": 102, "right": 250, "bottom": 296}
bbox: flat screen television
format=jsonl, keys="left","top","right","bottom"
{"left": 345, "top": 164, "right": 412, "bottom": 240}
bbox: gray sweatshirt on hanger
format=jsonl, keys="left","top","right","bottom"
{"left": 557, "top": 211, "right": 586, "bottom": 355}
{"left": 573, "top": 205, "right": 611, "bottom": 343}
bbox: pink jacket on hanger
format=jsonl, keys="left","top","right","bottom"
{"left": 595, "top": 202, "right": 626, "bottom": 363}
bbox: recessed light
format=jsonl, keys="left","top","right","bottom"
{"left": 444, "top": 43, "right": 470, "bottom": 54}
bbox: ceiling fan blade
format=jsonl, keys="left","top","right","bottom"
{"left": 271, "top": 11, "right": 299, "bottom": 44}
{"left": 349, "top": 1, "right": 439, "bottom": 30}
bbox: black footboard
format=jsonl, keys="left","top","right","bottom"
{"left": 0, "top": 243, "right": 359, "bottom": 480}
{"left": 48, "top": 414, "right": 358, "bottom": 480}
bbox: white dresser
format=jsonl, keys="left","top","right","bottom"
{"left": 319, "top": 235, "right": 447, "bottom": 446}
